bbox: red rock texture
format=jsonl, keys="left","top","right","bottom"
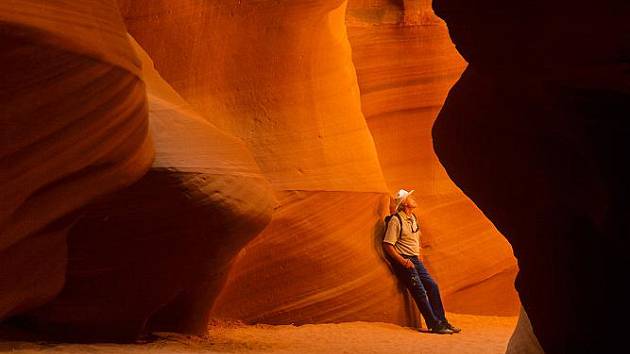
{"left": 119, "top": 0, "right": 420, "bottom": 325}
{"left": 2, "top": 0, "right": 529, "bottom": 342}
{"left": 0, "top": 0, "right": 153, "bottom": 322}
{"left": 433, "top": 0, "right": 630, "bottom": 352}
{"left": 10, "top": 38, "right": 276, "bottom": 342}
{"left": 120, "top": 0, "right": 519, "bottom": 327}
{"left": 117, "top": 0, "right": 388, "bottom": 193}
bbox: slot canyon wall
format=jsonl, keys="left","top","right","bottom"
{"left": 0, "top": 0, "right": 154, "bottom": 325}
{"left": 1, "top": 0, "right": 275, "bottom": 341}
{"left": 120, "top": 0, "right": 519, "bottom": 326}
{"left": 346, "top": 0, "right": 518, "bottom": 316}
{"left": 433, "top": 0, "right": 629, "bottom": 352}
{"left": 10, "top": 37, "right": 276, "bottom": 341}
{"left": 2, "top": 0, "right": 521, "bottom": 344}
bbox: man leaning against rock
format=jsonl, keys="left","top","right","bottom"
{"left": 382, "top": 189, "right": 461, "bottom": 335}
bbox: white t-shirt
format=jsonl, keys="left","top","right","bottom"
{"left": 383, "top": 211, "right": 421, "bottom": 256}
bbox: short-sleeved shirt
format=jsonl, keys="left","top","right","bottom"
{"left": 383, "top": 211, "right": 421, "bottom": 256}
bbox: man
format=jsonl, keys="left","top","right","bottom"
{"left": 382, "top": 189, "right": 461, "bottom": 335}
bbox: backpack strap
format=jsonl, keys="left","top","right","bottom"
{"left": 393, "top": 213, "right": 403, "bottom": 239}
{"left": 384, "top": 213, "right": 404, "bottom": 239}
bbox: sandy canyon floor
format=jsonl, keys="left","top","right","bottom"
{"left": 1, "top": 313, "right": 517, "bottom": 354}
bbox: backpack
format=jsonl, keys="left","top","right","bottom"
{"left": 384, "top": 213, "right": 403, "bottom": 239}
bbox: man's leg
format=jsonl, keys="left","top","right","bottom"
{"left": 393, "top": 260, "right": 441, "bottom": 329}
{"left": 410, "top": 257, "right": 447, "bottom": 323}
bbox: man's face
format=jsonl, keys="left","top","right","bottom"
{"left": 404, "top": 195, "right": 417, "bottom": 209}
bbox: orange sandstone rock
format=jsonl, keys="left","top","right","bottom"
{"left": 1, "top": 0, "right": 526, "bottom": 340}
{"left": 118, "top": 0, "right": 387, "bottom": 193}
{"left": 119, "top": 0, "right": 423, "bottom": 325}
{"left": 346, "top": 0, "right": 519, "bottom": 316}
{"left": 119, "top": 0, "right": 520, "bottom": 326}
{"left": 0, "top": 0, "right": 152, "bottom": 321}
{"left": 11, "top": 38, "right": 276, "bottom": 341}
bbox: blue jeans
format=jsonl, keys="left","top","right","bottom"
{"left": 393, "top": 255, "right": 447, "bottom": 328}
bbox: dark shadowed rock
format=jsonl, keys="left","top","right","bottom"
{"left": 432, "top": 0, "right": 630, "bottom": 352}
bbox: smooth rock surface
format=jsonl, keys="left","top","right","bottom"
{"left": 1, "top": 0, "right": 531, "bottom": 341}
{"left": 118, "top": 0, "right": 387, "bottom": 193}
{"left": 10, "top": 38, "right": 276, "bottom": 341}
{"left": 119, "top": 0, "right": 422, "bottom": 326}
{"left": 0, "top": 0, "right": 152, "bottom": 321}
{"left": 346, "top": 0, "right": 519, "bottom": 316}
{"left": 119, "top": 0, "right": 520, "bottom": 326}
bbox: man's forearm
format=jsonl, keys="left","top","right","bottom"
{"left": 382, "top": 243, "right": 407, "bottom": 266}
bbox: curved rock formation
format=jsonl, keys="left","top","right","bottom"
{"left": 0, "top": 0, "right": 152, "bottom": 321}
{"left": 120, "top": 0, "right": 520, "bottom": 327}
{"left": 118, "top": 0, "right": 387, "bottom": 193}
{"left": 119, "top": 0, "right": 426, "bottom": 325}
{"left": 346, "top": 0, "right": 519, "bottom": 316}
{"left": 1, "top": 0, "right": 531, "bottom": 341}
{"left": 433, "top": 0, "right": 630, "bottom": 352}
{"left": 11, "top": 38, "right": 276, "bottom": 341}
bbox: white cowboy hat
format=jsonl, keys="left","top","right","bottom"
{"left": 394, "top": 189, "right": 415, "bottom": 211}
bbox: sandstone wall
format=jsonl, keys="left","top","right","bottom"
{"left": 11, "top": 37, "right": 276, "bottom": 341}
{"left": 120, "top": 0, "right": 519, "bottom": 326}
{"left": 346, "top": 0, "right": 519, "bottom": 315}
{"left": 0, "top": 0, "right": 153, "bottom": 322}
{"left": 1, "top": 0, "right": 528, "bottom": 341}
{"left": 118, "top": 0, "right": 416, "bottom": 325}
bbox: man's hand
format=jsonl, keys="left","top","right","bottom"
{"left": 402, "top": 258, "right": 415, "bottom": 270}
{"left": 382, "top": 243, "right": 415, "bottom": 270}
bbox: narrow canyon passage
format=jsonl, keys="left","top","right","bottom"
{"left": 6, "top": 0, "right": 623, "bottom": 353}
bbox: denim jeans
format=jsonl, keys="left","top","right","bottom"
{"left": 393, "top": 254, "right": 447, "bottom": 328}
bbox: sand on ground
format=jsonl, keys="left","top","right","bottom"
{"left": 0, "top": 313, "right": 516, "bottom": 354}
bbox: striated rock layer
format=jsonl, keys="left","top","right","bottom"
{"left": 213, "top": 191, "right": 415, "bottom": 324}
{"left": 0, "top": 0, "right": 153, "bottom": 322}
{"left": 118, "top": 0, "right": 431, "bottom": 326}
{"left": 121, "top": 0, "right": 520, "bottom": 326}
{"left": 433, "top": 0, "right": 630, "bottom": 352}
{"left": 1, "top": 0, "right": 529, "bottom": 340}
{"left": 346, "top": 0, "right": 519, "bottom": 316}
{"left": 11, "top": 38, "right": 276, "bottom": 341}
{"left": 118, "top": 0, "right": 387, "bottom": 193}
